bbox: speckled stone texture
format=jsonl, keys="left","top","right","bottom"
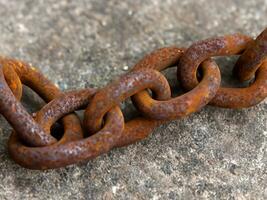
{"left": 0, "top": 0, "right": 266, "bottom": 199}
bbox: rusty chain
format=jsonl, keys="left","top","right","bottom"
{"left": 0, "top": 28, "right": 266, "bottom": 170}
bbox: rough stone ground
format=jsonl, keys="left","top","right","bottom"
{"left": 0, "top": 0, "right": 266, "bottom": 199}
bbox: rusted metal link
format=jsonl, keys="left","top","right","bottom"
{"left": 131, "top": 48, "right": 221, "bottom": 120}
{"left": 0, "top": 57, "right": 88, "bottom": 149}
{"left": 178, "top": 34, "right": 252, "bottom": 90}
{"left": 0, "top": 57, "right": 61, "bottom": 102}
{"left": 178, "top": 33, "right": 267, "bottom": 108}
{"left": 0, "top": 57, "right": 68, "bottom": 146}
{"left": 234, "top": 28, "right": 267, "bottom": 81}
{"left": 0, "top": 64, "right": 57, "bottom": 146}
{"left": 84, "top": 68, "right": 172, "bottom": 134}
{"left": 8, "top": 87, "right": 160, "bottom": 169}
{"left": 0, "top": 28, "right": 266, "bottom": 170}
{"left": 2, "top": 64, "right": 22, "bottom": 100}
{"left": 8, "top": 89, "right": 125, "bottom": 169}
{"left": 0, "top": 57, "right": 125, "bottom": 169}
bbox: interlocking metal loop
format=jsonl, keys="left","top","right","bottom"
{"left": 0, "top": 58, "right": 124, "bottom": 169}
{"left": 131, "top": 47, "right": 221, "bottom": 120}
{"left": 0, "top": 64, "right": 56, "bottom": 146}
{"left": 84, "top": 68, "right": 172, "bottom": 134}
{"left": 234, "top": 28, "right": 267, "bottom": 81}
{"left": 1, "top": 59, "right": 89, "bottom": 147}
{"left": 177, "top": 33, "right": 267, "bottom": 108}
{"left": 8, "top": 90, "right": 124, "bottom": 169}
{"left": 0, "top": 28, "right": 266, "bottom": 170}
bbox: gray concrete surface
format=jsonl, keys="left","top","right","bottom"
{"left": 0, "top": 0, "right": 266, "bottom": 199}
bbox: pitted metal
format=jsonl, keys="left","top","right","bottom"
{"left": 0, "top": 28, "right": 266, "bottom": 170}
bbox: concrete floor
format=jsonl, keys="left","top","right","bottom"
{"left": 0, "top": 0, "right": 266, "bottom": 199}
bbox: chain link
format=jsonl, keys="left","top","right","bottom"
{"left": 0, "top": 28, "right": 266, "bottom": 169}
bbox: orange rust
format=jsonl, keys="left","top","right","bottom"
{"left": 0, "top": 64, "right": 57, "bottom": 146}
{"left": 210, "top": 60, "right": 267, "bottom": 108}
{"left": 0, "top": 57, "right": 84, "bottom": 147}
{"left": 1, "top": 58, "right": 124, "bottom": 169}
{"left": 0, "top": 57, "right": 61, "bottom": 101}
{"left": 8, "top": 102, "right": 124, "bottom": 169}
{"left": 178, "top": 33, "right": 267, "bottom": 108}
{"left": 84, "top": 68, "right": 172, "bottom": 134}
{"left": 131, "top": 48, "right": 221, "bottom": 120}
{"left": 0, "top": 28, "right": 266, "bottom": 170}
{"left": 178, "top": 34, "right": 252, "bottom": 90}
{"left": 2, "top": 64, "right": 22, "bottom": 100}
{"left": 115, "top": 118, "right": 163, "bottom": 148}
{"left": 234, "top": 28, "right": 267, "bottom": 81}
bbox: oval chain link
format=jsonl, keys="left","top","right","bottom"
{"left": 0, "top": 28, "right": 266, "bottom": 169}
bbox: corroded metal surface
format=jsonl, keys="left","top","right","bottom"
{"left": 0, "top": 64, "right": 56, "bottom": 147}
{"left": 131, "top": 48, "right": 221, "bottom": 120}
{"left": 178, "top": 34, "right": 253, "bottom": 90}
{"left": 84, "top": 68, "right": 171, "bottom": 133}
{"left": 234, "top": 28, "right": 267, "bottom": 81}
{"left": 8, "top": 90, "right": 124, "bottom": 169}
{"left": 0, "top": 28, "right": 266, "bottom": 169}
{"left": 178, "top": 33, "right": 267, "bottom": 108}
